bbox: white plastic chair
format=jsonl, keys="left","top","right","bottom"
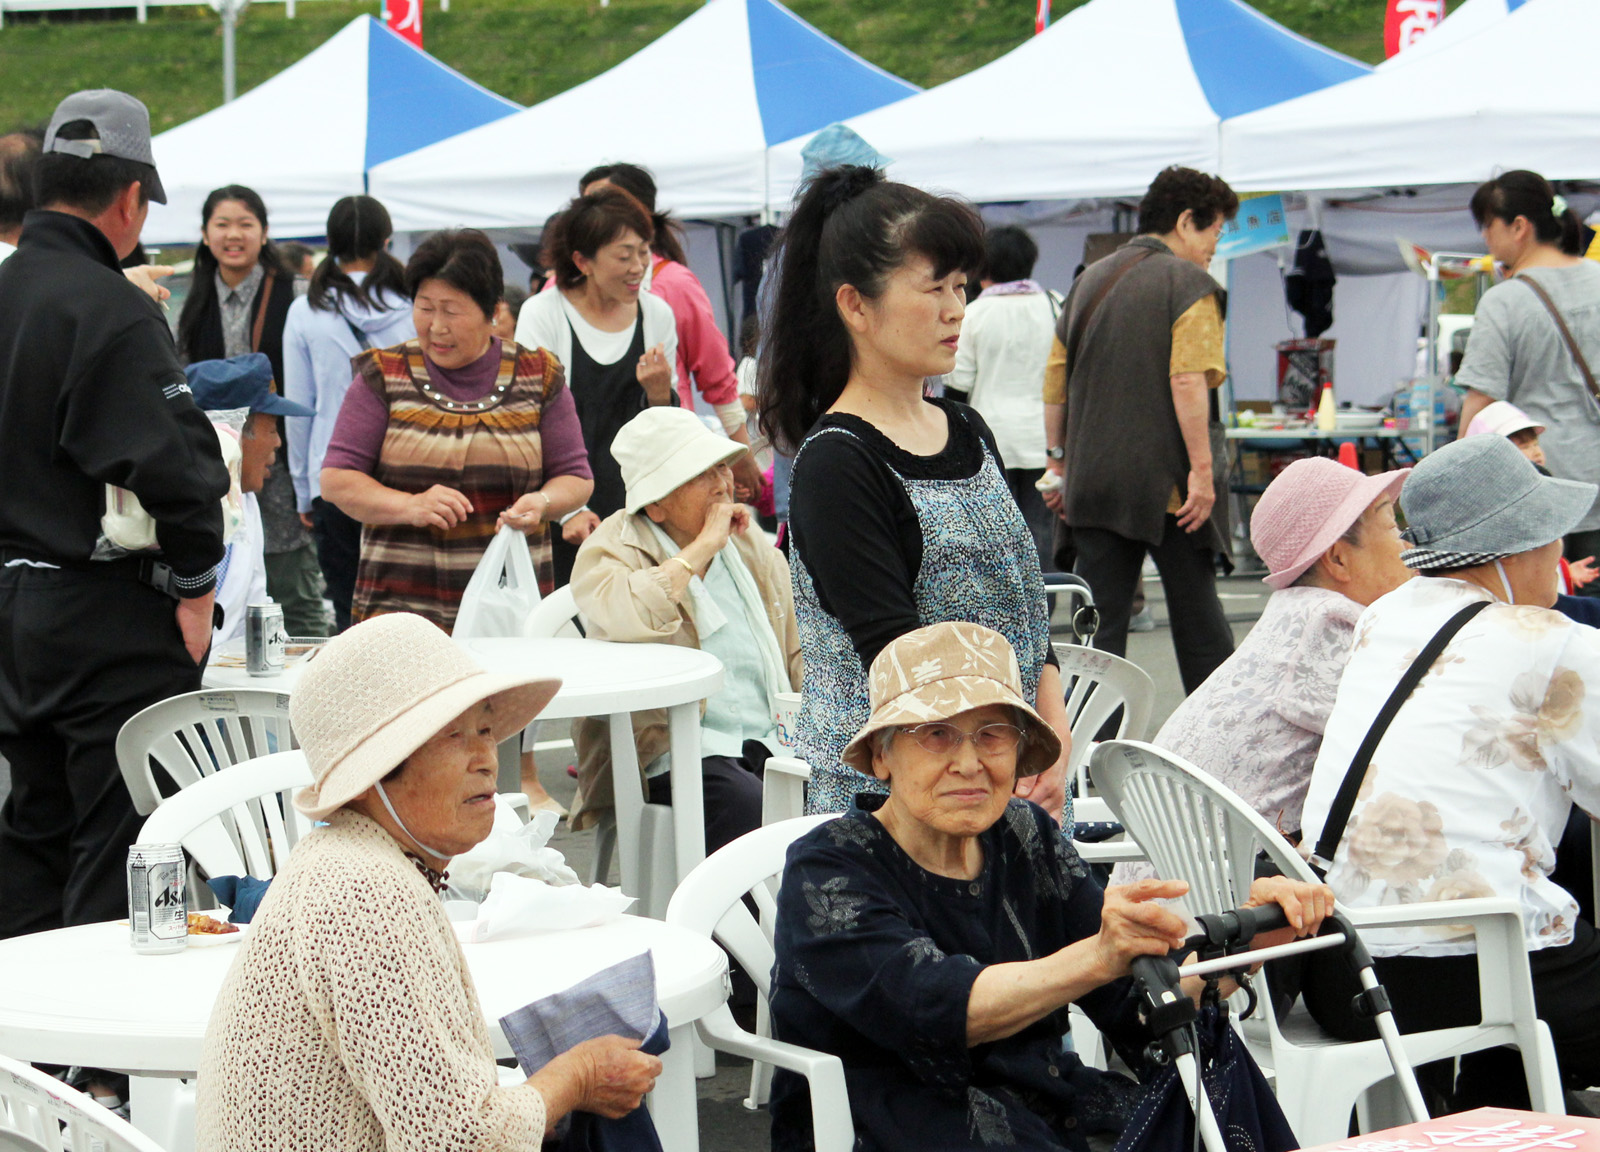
{"left": 761, "top": 756, "right": 811, "bottom": 827}
{"left": 521, "top": 584, "right": 583, "bottom": 640}
{"left": 0, "top": 1055, "right": 167, "bottom": 1152}
{"left": 116, "top": 689, "right": 296, "bottom": 816}
{"left": 136, "top": 750, "right": 313, "bottom": 882}
{"left": 1091, "top": 739, "right": 1564, "bottom": 1145}
{"left": 665, "top": 815, "right": 854, "bottom": 1152}
{"left": 1052, "top": 643, "right": 1154, "bottom": 790}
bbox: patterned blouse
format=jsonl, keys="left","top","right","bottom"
{"left": 769, "top": 799, "right": 1148, "bottom": 1152}
{"left": 1301, "top": 576, "right": 1600, "bottom": 957}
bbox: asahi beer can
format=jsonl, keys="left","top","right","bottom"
{"left": 127, "top": 844, "right": 187, "bottom": 954}
{"left": 246, "top": 602, "right": 287, "bottom": 677}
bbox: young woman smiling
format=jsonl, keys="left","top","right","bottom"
{"left": 320, "top": 229, "right": 593, "bottom": 632}
{"left": 516, "top": 187, "right": 678, "bottom": 585}
{"left": 758, "top": 166, "right": 1072, "bottom": 822}
{"left": 177, "top": 185, "right": 328, "bottom": 636}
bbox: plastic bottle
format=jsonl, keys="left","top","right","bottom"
{"left": 1315, "top": 382, "right": 1337, "bottom": 431}
{"left": 1409, "top": 378, "right": 1432, "bottom": 431}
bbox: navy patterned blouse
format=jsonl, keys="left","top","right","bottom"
{"left": 769, "top": 798, "right": 1150, "bottom": 1152}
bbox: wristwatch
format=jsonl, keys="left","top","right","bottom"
{"left": 1045, "top": 446, "right": 1066, "bottom": 461}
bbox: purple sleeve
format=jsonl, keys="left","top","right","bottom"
{"left": 539, "top": 384, "right": 593, "bottom": 481}
{"left": 320, "top": 373, "right": 390, "bottom": 474}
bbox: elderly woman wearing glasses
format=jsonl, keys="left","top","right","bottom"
{"left": 768, "top": 621, "right": 1331, "bottom": 1152}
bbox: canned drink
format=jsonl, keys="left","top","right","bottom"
{"left": 128, "top": 844, "right": 187, "bottom": 954}
{"left": 246, "top": 602, "right": 287, "bottom": 676}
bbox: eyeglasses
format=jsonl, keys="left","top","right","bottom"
{"left": 899, "top": 722, "right": 1025, "bottom": 758}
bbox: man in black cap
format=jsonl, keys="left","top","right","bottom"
{"left": 0, "top": 89, "right": 229, "bottom": 938}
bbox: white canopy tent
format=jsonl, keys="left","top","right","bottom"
{"left": 765, "top": 0, "right": 1368, "bottom": 205}
{"left": 1220, "top": 0, "right": 1600, "bottom": 191}
{"left": 368, "top": 0, "right": 918, "bottom": 231}
{"left": 143, "top": 16, "right": 520, "bottom": 242}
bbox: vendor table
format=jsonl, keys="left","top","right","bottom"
{"left": 204, "top": 637, "right": 724, "bottom": 918}
{"left": 0, "top": 915, "right": 728, "bottom": 1152}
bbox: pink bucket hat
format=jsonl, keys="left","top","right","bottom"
{"left": 1251, "top": 457, "right": 1410, "bottom": 590}
{"left": 1465, "top": 400, "right": 1544, "bottom": 440}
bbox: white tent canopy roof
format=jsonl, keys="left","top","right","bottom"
{"left": 1221, "top": 0, "right": 1600, "bottom": 191}
{"left": 766, "top": 0, "right": 1367, "bottom": 205}
{"left": 143, "top": 17, "right": 520, "bottom": 243}
{"left": 368, "top": 0, "right": 918, "bottom": 230}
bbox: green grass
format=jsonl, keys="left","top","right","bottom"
{"left": 0, "top": 0, "right": 1388, "bottom": 137}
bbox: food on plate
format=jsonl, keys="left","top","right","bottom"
{"left": 187, "top": 912, "right": 239, "bottom": 936}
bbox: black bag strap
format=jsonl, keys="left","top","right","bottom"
{"left": 1310, "top": 599, "right": 1491, "bottom": 871}
{"left": 1061, "top": 246, "right": 1155, "bottom": 380}
{"left": 1517, "top": 273, "right": 1600, "bottom": 406}
{"left": 344, "top": 316, "right": 374, "bottom": 350}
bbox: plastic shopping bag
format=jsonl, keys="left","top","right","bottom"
{"left": 453, "top": 524, "right": 543, "bottom": 638}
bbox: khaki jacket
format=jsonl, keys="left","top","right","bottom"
{"left": 567, "top": 509, "right": 802, "bottom": 831}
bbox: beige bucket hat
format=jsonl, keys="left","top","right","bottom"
{"left": 292, "top": 613, "right": 561, "bottom": 821}
{"left": 842, "top": 621, "right": 1061, "bottom": 777}
{"left": 613, "top": 407, "right": 747, "bottom": 514}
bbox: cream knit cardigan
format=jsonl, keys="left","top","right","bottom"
{"left": 196, "top": 810, "right": 546, "bottom": 1151}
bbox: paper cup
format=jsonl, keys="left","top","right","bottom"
{"left": 773, "top": 692, "right": 802, "bottom": 752}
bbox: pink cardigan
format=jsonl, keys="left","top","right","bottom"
{"left": 650, "top": 258, "right": 737, "bottom": 408}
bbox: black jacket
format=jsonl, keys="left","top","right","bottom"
{"left": 179, "top": 260, "right": 295, "bottom": 384}
{"left": 0, "top": 211, "right": 228, "bottom": 590}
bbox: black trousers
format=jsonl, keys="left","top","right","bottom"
{"left": 645, "top": 741, "right": 767, "bottom": 856}
{"left": 0, "top": 566, "right": 203, "bottom": 938}
{"left": 311, "top": 497, "right": 362, "bottom": 633}
{"left": 1006, "top": 468, "right": 1057, "bottom": 576}
{"left": 1072, "top": 515, "right": 1234, "bottom": 694}
{"left": 1303, "top": 915, "right": 1600, "bottom": 1109}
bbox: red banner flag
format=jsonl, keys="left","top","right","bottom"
{"left": 1036, "top": 0, "right": 1050, "bottom": 34}
{"left": 384, "top": 0, "right": 423, "bottom": 48}
{"left": 1384, "top": 0, "right": 1445, "bottom": 56}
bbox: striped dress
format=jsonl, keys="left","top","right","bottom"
{"left": 350, "top": 339, "right": 562, "bottom": 632}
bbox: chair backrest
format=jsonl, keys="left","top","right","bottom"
{"left": 116, "top": 689, "right": 296, "bottom": 816}
{"left": 666, "top": 814, "right": 837, "bottom": 999}
{"left": 137, "top": 750, "right": 315, "bottom": 882}
{"left": 1053, "top": 644, "right": 1156, "bottom": 789}
{"left": 523, "top": 584, "right": 583, "bottom": 639}
{"left": 0, "top": 1055, "right": 166, "bottom": 1152}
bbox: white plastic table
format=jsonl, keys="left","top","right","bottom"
{"left": 0, "top": 916, "right": 727, "bottom": 1152}
{"left": 204, "top": 637, "right": 725, "bottom": 915}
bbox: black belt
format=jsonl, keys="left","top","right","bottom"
{"left": 0, "top": 548, "right": 188, "bottom": 600}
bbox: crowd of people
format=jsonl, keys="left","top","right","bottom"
{"left": 2, "top": 81, "right": 1600, "bottom": 1151}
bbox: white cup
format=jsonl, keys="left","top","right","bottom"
{"left": 773, "top": 692, "right": 802, "bottom": 752}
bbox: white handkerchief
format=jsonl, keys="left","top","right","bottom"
{"left": 463, "top": 872, "right": 634, "bottom": 942}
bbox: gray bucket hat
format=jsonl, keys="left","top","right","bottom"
{"left": 1398, "top": 435, "right": 1597, "bottom": 570}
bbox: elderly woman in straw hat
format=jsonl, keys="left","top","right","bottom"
{"left": 1300, "top": 434, "right": 1600, "bottom": 1109}
{"left": 196, "top": 614, "right": 661, "bottom": 1150}
{"left": 768, "top": 621, "right": 1331, "bottom": 1152}
{"left": 569, "top": 405, "right": 801, "bottom": 853}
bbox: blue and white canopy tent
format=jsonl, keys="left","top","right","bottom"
{"left": 143, "top": 16, "right": 521, "bottom": 243}
{"left": 367, "top": 0, "right": 919, "bottom": 230}
{"left": 766, "top": 0, "right": 1370, "bottom": 204}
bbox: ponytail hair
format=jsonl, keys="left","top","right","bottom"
{"left": 308, "top": 195, "right": 409, "bottom": 313}
{"left": 177, "top": 184, "right": 290, "bottom": 360}
{"left": 1470, "top": 170, "right": 1582, "bottom": 256}
{"left": 756, "top": 165, "right": 985, "bottom": 454}
{"left": 578, "top": 161, "right": 688, "bottom": 266}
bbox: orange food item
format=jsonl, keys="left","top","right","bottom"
{"left": 187, "top": 912, "right": 239, "bottom": 936}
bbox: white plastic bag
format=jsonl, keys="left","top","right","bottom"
{"left": 453, "top": 524, "right": 543, "bottom": 639}
{"left": 446, "top": 807, "right": 581, "bottom": 902}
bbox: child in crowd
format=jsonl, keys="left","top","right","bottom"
{"left": 1467, "top": 399, "right": 1598, "bottom": 592}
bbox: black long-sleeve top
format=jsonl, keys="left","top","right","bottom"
{"left": 0, "top": 211, "right": 228, "bottom": 591}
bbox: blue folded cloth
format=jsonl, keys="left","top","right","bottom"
{"left": 206, "top": 875, "right": 271, "bottom": 923}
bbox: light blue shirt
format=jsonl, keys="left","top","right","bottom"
{"left": 696, "top": 547, "right": 780, "bottom": 758}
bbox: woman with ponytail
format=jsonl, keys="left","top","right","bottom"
{"left": 282, "top": 195, "right": 415, "bottom": 632}
{"left": 757, "top": 165, "right": 1071, "bottom": 821}
{"left": 579, "top": 163, "right": 763, "bottom": 498}
{"left": 177, "top": 184, "right": 328, "bottom": 637}
{"left": 1458, "top": 170, "right": 1600, "bottom": 573}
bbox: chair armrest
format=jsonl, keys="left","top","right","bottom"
{"left": 766, "top": 756, "right": 811, "bottom": 781}
{"left": 1341, "top": 896, "right": 1523, "bottom": 931}
{"left": 697, "top": 1004, "right": 854, "bottom": 1152}
{"left": 1074, "top": 797, "right": 1115, "bottom": 822}
{"left": 1076, "top": 842, "right": 1147, "bottom": 864}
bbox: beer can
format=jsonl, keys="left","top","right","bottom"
{"left": 127, "top": 844, "right": 187, "bottom": 954}
{"left": 246, "top": 602, "right": 287, "bottom": 677}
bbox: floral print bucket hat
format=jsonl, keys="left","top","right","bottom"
{"left": 841, "top": 621, "right": 1061, "bottom": 777}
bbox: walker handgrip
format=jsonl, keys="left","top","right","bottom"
{"left": 1191, "top": 904, "right": 1290, "bottom": 951}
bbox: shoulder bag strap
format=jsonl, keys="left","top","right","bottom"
{"left": 343, "top": 316, "right": 374, "bottom": 350}
{"left": 1310, "top": 599, "right": 1492, "bottom": 872}
{"left": 250, "top": 269, "right": 278, "bottom": 356}
{"left": 1517, "top": 273, "right": 1600, "bottom": 405}
{"left": 1062, "top": 247, "right": 1155, "bottom": 380}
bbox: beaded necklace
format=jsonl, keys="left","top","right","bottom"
{"left": 405, "top": 852, "right": 450, "bottom": 895}
{"left": 407, "top": 342, "right": 514, "bottom": 414}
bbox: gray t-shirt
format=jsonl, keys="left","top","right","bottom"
{"left": 1456, "top": 261, "right": 1600, "bottom": 531}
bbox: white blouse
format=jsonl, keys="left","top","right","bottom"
{"left": 515, "top": 287, "right": 678, "bottom": 390}
{"left": 1301, "top": 577, "right": 1600, "bottom": 957}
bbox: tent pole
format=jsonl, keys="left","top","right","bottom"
{"left": 219, "top": 0, "right": 251, "bottom": 103}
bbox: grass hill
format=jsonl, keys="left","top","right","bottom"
{"left": 1, "top": 0, "right": 1389, "bottom": 135}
